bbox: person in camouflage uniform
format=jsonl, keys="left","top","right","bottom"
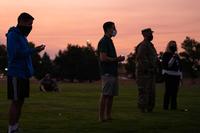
{"left": 135, "top": 28, "right": 158, "bottom": 112}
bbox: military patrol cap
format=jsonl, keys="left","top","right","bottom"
{"left": 141, "top": 28, "right": 154, "bottom": 35}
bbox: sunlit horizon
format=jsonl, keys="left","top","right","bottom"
{"left": 1, "top": 0, "right": 200, "bottom": 58}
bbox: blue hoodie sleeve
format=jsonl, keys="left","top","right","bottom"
{"left": 7, "top": 32, "right": 36, "bottom": 58}
{"left": 16, "top": 44, "right": 36, "bottom": 58}
{"left": 7, "top": 32, "right": 18, "bottom": 61}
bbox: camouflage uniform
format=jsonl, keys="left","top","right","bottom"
{"left": 135, "top": 40, "right": 158, "bottom": 112}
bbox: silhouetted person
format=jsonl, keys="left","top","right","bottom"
{"left": 40, "top": 74, "right": 59, "bottom": 92}
{"left": 135, "top": 28, "right": 158, "bottom": 113}
{"left": 162, "top": 40, "right": 182, "bottom": 110}
{"left": 97, "top": 21, "right": 125, "bottom": 122}
{"left": 6, "top": 12, "right": 45, "bottom": 133}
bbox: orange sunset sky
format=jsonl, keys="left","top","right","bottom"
{"left": 0, "top": 0, "right": 200, "bottom": 58}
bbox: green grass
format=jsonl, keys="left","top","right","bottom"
{"left": 0, "top": 80, "right": 200, "bottom": 133}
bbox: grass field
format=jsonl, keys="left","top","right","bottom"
{"left": 0, "top": 79, "right": 200, "bottom": 133}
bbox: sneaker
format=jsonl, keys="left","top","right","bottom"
{"left": 10, "top": 128, "right": 19, "bottom": 133}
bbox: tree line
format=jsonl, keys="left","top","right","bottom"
{"left": 0, "top": 36, "right": 200, "bottom": 81}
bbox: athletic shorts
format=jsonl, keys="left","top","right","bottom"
{"left": 7, "top": 76, "right": 30, "bottom": 100}
{"left": 101, "top": 75, "right": 118, "bottom": 96}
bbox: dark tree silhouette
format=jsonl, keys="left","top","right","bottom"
{"left": 179, "top": 37, "right": 200, "bottom": 78}
{"left": 0, "top": 44, "right": 7, "bottom": 74}
{"left": 125, "top": 52, "right": 136, "bottom": 79}
{"left": 54, "top": 43, "right": 100, "bottom": 82}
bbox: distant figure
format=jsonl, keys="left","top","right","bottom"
{"left": 190, "top": 60, "right": 199, "bottom": 84}
{"left": 156, "top": 52, "right": 165, "bottom": 83}
{"left": 135, "top": 28, "right": 158, "bottom": 113}
{"left": 6, "top": 12, "right": 45, "bottom": 133}
{"left": 97, "top": 21, "right": 125, "bottom": 122}
{"left": 162, "top": 40, "right": 182, "bottom": 110}
{"left": 40, "top": 74, "right": 59, "bottom": 92}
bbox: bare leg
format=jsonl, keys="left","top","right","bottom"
{"left": 106, "top": 96, "right": 113, "bottom": 120}
{"left": 9, "top": 100, "right": 24, "bottom": 125}
{"left": 99, "top": 95, "right": 107, "bottom": 122}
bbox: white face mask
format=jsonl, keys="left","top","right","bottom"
{"left": 112, "top": 30, "right": 117, "bottom": 37}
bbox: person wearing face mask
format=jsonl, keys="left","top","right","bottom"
{"left": 162, "top": 41, "right": 182, "bottom": 110}
{"left": 6, "top": 12, "right": 45, "bottom": 133}
{"left": 135, "top": 28, "right": 158, "bottom": 113}
{"left": 97, "top": 21, "right": 125, "bottom": 122}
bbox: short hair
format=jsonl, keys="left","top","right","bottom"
{"left": 103, "top": 21, "right": 115, "bottom": 33}
{"left": 17, "top": 12, "right": 34, "bottom": 23}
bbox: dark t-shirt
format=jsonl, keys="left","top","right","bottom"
{"left": 162, "top": 52, "right": 182, "bottom": 71}
{"left": 97, "top": 35, "right": 118, "bottom": 76}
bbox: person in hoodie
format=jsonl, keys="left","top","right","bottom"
{"left": 6, "top": 12, "right": 45, "bottom": 133}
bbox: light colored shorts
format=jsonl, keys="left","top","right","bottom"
{"left": 101, "top": 74, "right": 119, "bottom": 96}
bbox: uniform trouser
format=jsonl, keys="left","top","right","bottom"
{"left": 164, "top": 74, "right": 180, "bottom": 110}
{"left": 137, "top": 76, "right": 156, "bottom": 110}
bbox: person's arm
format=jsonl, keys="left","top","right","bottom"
{"left": 8, "top": 34, "right": 45, "bottom": 58}
{"left": 16, "top": 44, "right": 45, "bottom": 58}
{"left": 40, "top": 85, "right": 46, "bottom": 92}
{"left": 7, "top": 33, "right": 36, "bottom": 57}
{"left": 7, "top": 33, "right": 22, "bottom": 60}
{"left": 99, "top": 42, "right": 124, "bottom": 62}
{"left": 178, "top": 56, "right": 183, "bottom": 86}
{"left": 168, "top": 53, "right": 178, "bottom": 68}
{"left": 16, "top": 47, "right": 36, "bottom": 58}
{"left": 162, "top": 53, "right": 169, "bottom": 69}
{"left": 100, "top": 53, "right": 122, "bottom": 62}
